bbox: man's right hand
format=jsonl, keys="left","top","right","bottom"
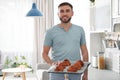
{"left": 51, "top": 61, "right": 61, "bottom": 66}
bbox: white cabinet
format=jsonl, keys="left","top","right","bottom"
{"left": 111, "top": 0, "right": 120, "bottom": 32}
{"left": 90, "top": 0, "right": 112, "bottom": 32}
{"left": 112, "top": 0, "right": 120, "bottom": 18}
{"left": 95, "top": 0, "right": 112, "bottom": 32}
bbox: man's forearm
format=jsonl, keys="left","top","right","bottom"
{"left": 81, "top": 45, "right": 89, "bottom": 62}
{"left": 83, "top": 52, "right": 89, "bottom": 62}
{"left": 42, "top": 52, "right": 53, "bottom": 65}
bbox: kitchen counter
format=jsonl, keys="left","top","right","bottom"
{"left": 88, "top": 66, "right": 120, "bottom": 80}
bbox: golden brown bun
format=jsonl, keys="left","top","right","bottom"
{"left": 62, "top": 59, "right": 71, "bottom": 66}
{"left": 55, "top": 64, "right": 64, "bottom": 71}
{"left": 77, "top": 60, "right": 84, "bottom": 67}
{"left": 67, "top": 60, "right": 84, "bottom": 72}
{"left": 67, "top": 65, "right": 78, "bottom": 72}
{"left": 54, "top": 59, "right": 71, "bottom": 72}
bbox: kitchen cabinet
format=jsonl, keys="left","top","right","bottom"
{"left": 88, "top": 67, "right": 120, "bottom": 80}
{"left": 90, "top": 0, "right": 112, "bottom": 32}
{"left": 112, "top": 0, "right": 120, "bottom": 32}
{"left": 112, "top": 0, "right": 120, "bottom": 18}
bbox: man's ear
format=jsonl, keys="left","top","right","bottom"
{"left": 72, "top": 11, "right": 74, "bottom": 16}
{"left": 57, "top": 12, "right": 59, "bottom": 16}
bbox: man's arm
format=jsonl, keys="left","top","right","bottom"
{"left": 80, "top": 44, "right": 89, "bottom": 80}
{"left": 42, "top": 46, "right": 53, "bottom": 65}
{"left": 80, "top": 44, "right": 89, "bottom": 62}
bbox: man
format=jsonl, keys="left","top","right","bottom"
{"left": 42, "top": 2, "right": 89, "bottom": 80}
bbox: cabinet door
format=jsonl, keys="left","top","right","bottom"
{"left": 112, "top": 0, "right": 120, "bottom": 18}
{"left": 95, "top": 0, "right": 111, "bottom": 32}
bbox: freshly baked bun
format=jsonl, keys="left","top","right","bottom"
{"left": 62, "top": 59, "right": 71, "bottom": 67}
{"left": 77, "top": 60, "right": 84, "bottom": 67}
{"left": 73, "top": 62, "right": 82, "bottom": 70}
{"left": 67, "top": 60, "right": 84, "bottom": 72}
{"left": 55, "top": 64, "right": 64, "bottom": 71}
{"left": 74, "top": 60, "right": 84, "bottom": 70}
{"left": 67, "top": 65, "right": 78, "bottom": 72}
{"left": 54, "top": 59, "right": 71, "bottom": 72}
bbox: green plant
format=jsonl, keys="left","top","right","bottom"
{"left": 4, "top": 57, "right": 12, "bottom": 68}
{"left": 4, "top": 56, "right": 33, "bottom": 72}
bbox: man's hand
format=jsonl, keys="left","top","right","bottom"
{"left": 51, "top": 61, "right": 61, "bottom": 66}
{"left": 82, "top": 69, "right": 88, "bottom": 80}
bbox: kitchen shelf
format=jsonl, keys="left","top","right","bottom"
{"left": 90, "top": 31, "right": 105, "bottom": 34}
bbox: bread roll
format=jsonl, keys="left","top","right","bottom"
{"left": 55, "top": 59, "right": 71, "bottom": 72}
{"left": 67, "top": 60, "right": 84, "bottom": 72}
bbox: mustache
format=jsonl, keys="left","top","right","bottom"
{"left": 62, "top": 15, "right": 68, "bottom": 18}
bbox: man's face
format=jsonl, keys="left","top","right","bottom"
{"left": 58, "top": 5, "right": 73, "bottom": 23}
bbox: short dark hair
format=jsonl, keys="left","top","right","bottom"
{"left": 58, "top": 2, "right": 73, "bottom": 10}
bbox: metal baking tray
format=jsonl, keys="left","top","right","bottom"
{"left": 47, "top": 62, "right": 90, "bottom": 74}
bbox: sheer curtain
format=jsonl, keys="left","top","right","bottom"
{"left": 0, "top": 0, "right": 34, "bottom": 66}
{"left": 35, "top": 0, "right": 54, "bottom": 63}
{"left": 0, "top": 0, "right": 54, "bottom": 70}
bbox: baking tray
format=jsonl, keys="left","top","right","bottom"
{"left": 47, "top": 62, "right": 90, "bottom": 74}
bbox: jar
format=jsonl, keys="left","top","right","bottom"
{"left": 97, "top": 52, "right": 105, "bottom": 69}
{"left": 92, "top": 55, "right": 98, "bottom": 68}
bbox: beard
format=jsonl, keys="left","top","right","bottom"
{"left": 60, "top": 17, "right": 71, "bottom": 23}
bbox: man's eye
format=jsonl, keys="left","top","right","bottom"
{"left": 66, "top": 10, "right": 70, "bottom": 12}
{"left": 60, "top": 10, "right": 64, "bottom": 13}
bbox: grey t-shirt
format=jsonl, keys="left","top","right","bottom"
{"left": 44, "top": 24, "right": 86, "bottom": 61}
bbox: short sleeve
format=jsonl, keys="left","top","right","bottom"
{"left": 80, "top": 28, "right": 86, "bottom": 46}
{"left": 44, "top": 30, "right": 53, "bottom": 47}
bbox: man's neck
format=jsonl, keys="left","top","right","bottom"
{"left": 58, "top": 23, "right": 72, "bottom": 31}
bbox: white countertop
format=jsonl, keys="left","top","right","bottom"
{"left": 88, "top": 66, "right": 120, "bottom": 80}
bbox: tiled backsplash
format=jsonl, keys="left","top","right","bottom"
{"left": 105, "top": 48, "right": 120, "bottom": 73}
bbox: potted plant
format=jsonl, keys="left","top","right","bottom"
{"left": 4, "top": 56, "right": 33, "bottom": 77}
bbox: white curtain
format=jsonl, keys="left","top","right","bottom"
{"left": 0, "top": 0, "right": 54, "bottom": 71}
{"left": 34, "top": 0, "right": 54, "bottom": 64}
{"left": 0, "top": 0, "right": 34, "bottom": 67}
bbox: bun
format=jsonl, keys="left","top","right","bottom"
{"left": 67, "top": 60, "right": 84, "bottom": 72}
{"left": 54, "top": 59, "right": 84, "bottom": 72}
{"left": 55, "top": 59, "right": 71, "bottom": 71}
{"left": 62, "top": 59, "right": 71, "bottom": 66}
{"left": 55, "top": 64, "right": 64, "bottom": 71}
{"left": 67, "top": 65, "right": 78, "bottom": 72}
